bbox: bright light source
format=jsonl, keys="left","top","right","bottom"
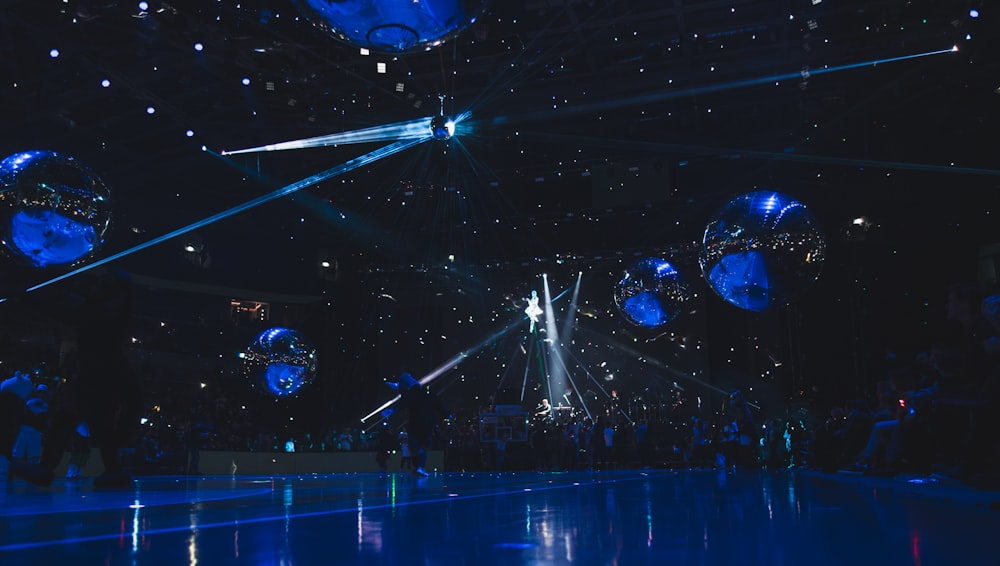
{"left": 377, "top": 62, "right": 387, "bottom": 73}
{"left": 184, "top": 244, "right": 196, "bottom": 252}
{"left": 101, "top": 79, "right": 110, "bottom": 88}
{"left": 194, "top": 42, "right": 204, "bottom": 52}
{"left": 146, "top": 106, "right": 155, "bottom": 114}
{"left": 970, "top": 9, "right": 979, "bottom": 18}
{"left": 242, "top": 77, "right": 251, "bottom": 86}
{"left": 320, "top": 260, "right": 331, "bottom": 268}
{"left": 49, "top": 49, "right": 59, "bottom": 58}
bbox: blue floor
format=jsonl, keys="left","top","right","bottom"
{"left": 1, "top": 469, "right": 997, "bottom": 565}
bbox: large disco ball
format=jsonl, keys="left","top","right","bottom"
{"left": 0, "top": 150, "right": 111, "bottom": 268}
{"left": 292, "top": 0, "right": 491, "bottom": 53}
{"left": 243, "top": 328, "right": 318, "bottom": 398}
{"left": 614, "top": 257, "right": 692, "bottom": 328}
{"left": 700, "top": 191, "right": 825, "bottom": 312}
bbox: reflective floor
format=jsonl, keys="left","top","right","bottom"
{"left": 1, "top": 469, "right": 997, "bottom": 565}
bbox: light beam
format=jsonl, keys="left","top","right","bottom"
{"left": 221, "top": 118, "right": 435, "bottom": 155}
{"left": 14, "top": 137, "right": 430, "bottom": 297}
{"left": 473, "top": 47, "right": 957, "bottom": 129}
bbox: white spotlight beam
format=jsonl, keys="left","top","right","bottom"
{"left": 361, "top": 282, "right": 577, "bottom": 424}
{"left": 222, "top": 118, "right": 434, "bottom": 155}
{"left": 559, "top": 272, "right": 582, "bottom": 350}
{"left": 360, "top": 317, "right": 524, "bottom": 424}
{"left": 542, "top": 274, "right": 564, "bottom": 402}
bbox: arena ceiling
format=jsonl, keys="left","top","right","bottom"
{"left": 0, "top": 2, "right": 997, "bottom": 422}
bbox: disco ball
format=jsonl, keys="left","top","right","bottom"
{"left": 243, "top": 328, "right": 318, "bottom": 398}
{"left": 430, "top": 114, "right": 454, "bottom": 140}
{"left": 292, "top": 0, "right": 491, "bottom": 53}
{"left": 0, "top": 150, "right": 111, "bottom": 268}
{"left": 699, "top": 191, "right": 825, "bottom": 312}
{"left": 614, "top": 257, "right": 691, "bottom": 328}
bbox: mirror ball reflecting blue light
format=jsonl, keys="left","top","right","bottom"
{"left": 243, "top": 327, "right": 318, "bottom": 398}
{"left": 700, "top": 191, "right": 825, "bottom": 312}
{"left": 292, "top": 0, "right": 491, "bottom": 53}
{"left": 614, "top": 257, "right": 691, "bottom": 328}
{"left": 0, "top": 150, "right": 111, "bottom": 268}
{"left": 430, "top": 114, "right": 454, "bottom": 139}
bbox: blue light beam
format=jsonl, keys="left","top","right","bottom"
{"left": 361, "top": 283, "right": 576, "bottom": 424}
{"left": 473, "top": 47, "right": 957, "bottom": 128}
{"left": 16, "top": 137, "right": 430, "bottom": 296}
{"left": 222, "top": 114, "right": 473, "bottom": 155}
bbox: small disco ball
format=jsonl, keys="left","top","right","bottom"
{"left": 699, "top": 191, "right": 825, "bottom": 312}
{"left": 430, "top": 114, "right": 454, "bottom": 140}
{"left": 292, "top": 0, "right": 491, "bottom": 53}
{"left": 0, "top": 150, "right": 111, "bottom": 268}
{"left": 614, "top": 257, "right": 691, "bottom": 328}
{"left": 243, "top": 327, "right": 318, "bottom": 399}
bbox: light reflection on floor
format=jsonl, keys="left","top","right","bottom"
{"left": 1, "top": 470, "right": 996, "bottom": 565}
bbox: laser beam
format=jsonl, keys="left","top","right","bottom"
{"left": 473, "top": 47, "right": 957, "bottom": 128}
{"left": 221, "top": 118, "right": 436, "bottom": 155}
{"left": 361, "top": 282, "right": 576, "bottom": 424}
{"left": 14, "top": 137, "right": 430, "bottom": 297}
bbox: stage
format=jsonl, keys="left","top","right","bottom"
{"left": 1, "top": 469, "right": 996, "bottom": 565}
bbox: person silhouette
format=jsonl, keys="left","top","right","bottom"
{"left": 525, "top": 290, "right": 543, "bottom": 332}
{"left": 385, "top": 373, "right": 450, "bottom": 477}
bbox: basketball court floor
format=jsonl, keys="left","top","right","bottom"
{"left": 1, "top": 469, "right": 997, "bottom": 565}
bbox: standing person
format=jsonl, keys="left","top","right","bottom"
{"left": 12, "top": 269, "right": 142, "bottom": 488}
{"left": 374, "top": 423, "right": 396, "bottom": 473}
{"left": 1, "top": 370, "right": 36, "bottom": 485}
{"left": 11, "top": 383, "right": 50, "bottom": 465}
{"left": 398, "top": 429, "right": 412, "bottom": 472}
{"left": 385, "top": 373, "right": 449, "bottom": 478}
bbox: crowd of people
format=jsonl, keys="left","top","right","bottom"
{"left": 2, "top": 278, "right": 999, "bottom": 489}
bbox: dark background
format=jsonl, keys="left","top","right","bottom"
{"left": 0, "top": 0, "right": 996, "bottom": 435}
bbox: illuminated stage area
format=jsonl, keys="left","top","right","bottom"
{"left": 0, "top": 470, "right": 996, "bottom": 564}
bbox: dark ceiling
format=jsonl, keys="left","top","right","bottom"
{"left": 0, "top": 0, "right": 996, "bottom": 423}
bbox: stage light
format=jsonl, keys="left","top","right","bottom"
{"left": 970, "top": 9, "right": 979, "bottom": 18}
{"left": 194, "top": 42, "right": 204, "bottom": 52}
{"left": 101, "top": 79, "right": 110, "bottom": 88}
{"left": 49, "top": 49, "right": 59, "bottom": 58}
{"left": 146, "top": 106, "right": 155, "bottom": 114}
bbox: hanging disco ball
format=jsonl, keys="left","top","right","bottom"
{"left": 0, "top": 150, "right": 111, "bottom": 268}
{"left": 430, "top": 114, "right": 455, "bottom": 140}
{"left": 243, "top": 327, "right": 318, "bottom": 399}
{"left": 614, "top": 257, "right": 692, "bottom": 328}
{"left": 292, "top": 0, "right": 491, "bottom": 54}
{"left": 699, "top": 191, "right": 825, "bottom": 312}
